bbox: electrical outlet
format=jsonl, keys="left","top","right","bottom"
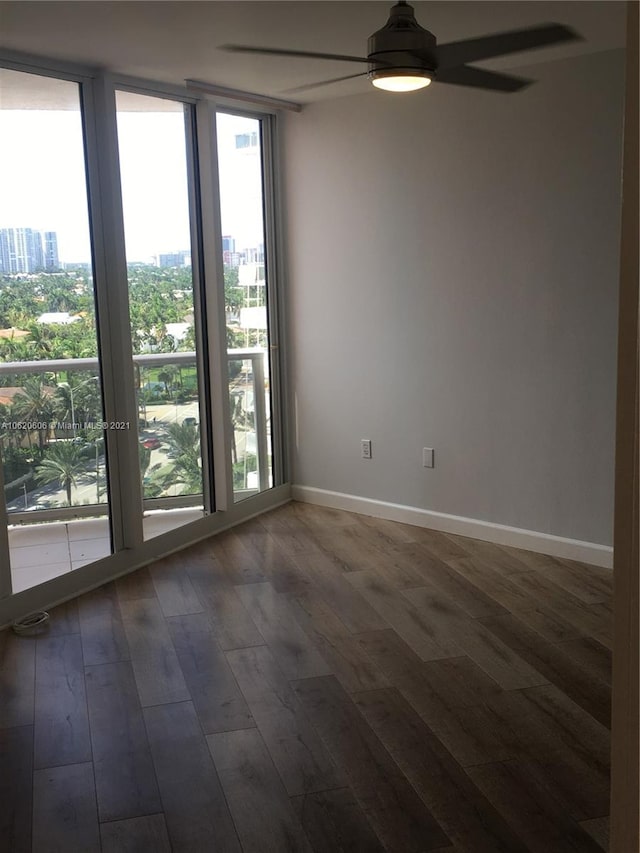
{"left": 361, "top": 439, "right": 372, "bottom": 459}
{"left": 423, "top": 447, "right": 434, "bottom": 468}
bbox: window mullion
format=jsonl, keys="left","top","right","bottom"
{"left": 195, "top": 101, "right": 234, "bottom": 510}
{"left": 0, "top": 461, "right": 12, "bottom": 598}
{"left": 184, "top": 104, "right": 214, "bottom": 516}
{"left": 261, "top": 113, "right": 287, "bottom": 487}
{"left": 82, "top": 74, "right": 144, "bottom": 550}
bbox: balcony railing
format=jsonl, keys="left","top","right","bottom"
{"left": 0, "top": 349, "right": 271, "bottom": 524}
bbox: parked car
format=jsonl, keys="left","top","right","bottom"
{"left": 142, "top": 437, "right": 161, "bottom": 450}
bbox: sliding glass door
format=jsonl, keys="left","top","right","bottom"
{"left": 0, "top": 58, "right": 284, "bottom": 606}
{"left": 115, "top": 90, "right": 210, "bottom": 540}
{"left": 0, "top": 68, "right": 112, "bottom": 591}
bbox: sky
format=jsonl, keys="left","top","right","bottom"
{"left": 0, "top": 85, "right": 264, "bottom": 264}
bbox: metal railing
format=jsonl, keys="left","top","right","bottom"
{"left": 0, "top": 349, "right": 270, "bottom": 523}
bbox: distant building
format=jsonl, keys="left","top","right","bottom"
{"left": 36, "top": 312, "right": 81, "bottom": 325}
{"left": 43, "top": 231, "right": 60, "bottom": 270}
{"left": 0, "top": 233, "right": 9, "bottom": 274}
{"left": 0, "top": 227, "right": 47, "bottom": 273}
{"left": 224, "top": 251, "right": 241, "bottom": 267}
{"left": 63, "top": 261, "right": 91, "bottom": 272}
{"left": 235, "top": 244, "right": 265, "bottom": 267}
{"left": 0, "top": 387, "right": 31, "bottom": 406}
{"left": 239, "top": 306, "right": 267, "bottom": 330}
{"left": 157, "top": 251, "right": 191, "bottom": 268}
{"left": 165, "top": 322, "right": 191, "bottom": 343}
{"left": 222, "top": 235, "right": 235, "bottom": 254}
{"left": 243, "top": 244, "right": 264, "bottom": 264}
{"left": 238, "top": 262, "right": 266, "bottom": 287}
{"left": 235, "top": 131, "right": 259, "bottom": 150}
{"left": 0, "top": 328, "right": 30, "bottom": 341}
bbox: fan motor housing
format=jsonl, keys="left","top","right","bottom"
{"left": 367, "top": 1, "right": 437, "bottom": 77}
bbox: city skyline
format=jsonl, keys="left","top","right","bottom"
{"left": 0, "top": 227, "right": 59, "bottom": 274}
{"left": 0, "top": 227, "right": 264, "bottom": 273}
{"left": 1, "top": 95, "right": 265, "bottom": 264}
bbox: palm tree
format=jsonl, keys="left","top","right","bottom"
{"left": 13, "top": 376, "right": 55, "bottom": 451}
{"left": 54, "top": 383, "right": 74, "bottom": 426}
{"left": 0, "top": 335, "right": 33, "bottom": 362}
{"left": 138, "top": 443, "right": 164, "bottom": 497}
{"left": 84, "top": 426, "right": 105, "bottom": 503}
{"left": 53, "top": 375, "right": 101, "bottom": 429}
{"left": 0, "top": 403, "right": 16, "bottom": 452}
{"left": 157, "top": 367, "right": 178, "bottom": 397}
{"left": 24, "top": 323, "right": 53, "bottom": 357}
{"left": 229, "top": 392, "right": 244, "bottom": 465}
{"left": 165, "top": 421, "right": 202, "bottom": 494}
{"left": 139, "top": 444, "right": 152, "bottom": 482}
{"left": 35, "top": 441, "right": 88, "bottom": 507}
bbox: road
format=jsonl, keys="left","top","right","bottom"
{"left": 6, "top": 398, "right": 260, "bottom": 513}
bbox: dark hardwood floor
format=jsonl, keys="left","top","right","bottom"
{"left": 0, "top": 502, "right": 612, "bottom": 852}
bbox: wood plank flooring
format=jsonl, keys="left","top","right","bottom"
{"left": 0, "top": 502, "right": 612, "bottom": 852}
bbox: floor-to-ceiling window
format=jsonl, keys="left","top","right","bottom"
{"left": 0, "top": 68, "right": 113, "bottom": 591}
{"left": 216, "top": 113, "right": 275, "bottom": 501}
{"left": 115, "top": 90, "right": 209, "bottom": 540}
{"left": 0, "top": 58, "right": 285, "bottom": 609}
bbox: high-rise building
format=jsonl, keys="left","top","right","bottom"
{"left": 243, "top": 244, "right": 264, "bottom": 264}
{"left": 43, "top": 231, "right": 59, "bottom": 270}
{"left": 222, "top": 236, "right": 237, "bottom": 266}
{"left": 224, "top": 251, "right": 241, "bottom": 267}
{"left": 0, "top": 227, "right": 46, "bottom": 273}
{"left": 0, "top": 231, "right": 10, "bottom": 274}
{"left": 157, "top": 251, "right": 191, "bottom": 268}
{"left": 234, "top": 131, "right": 259, "bottom": 150}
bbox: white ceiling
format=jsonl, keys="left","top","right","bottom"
{"left": 0, "top": 1, "right": 627, "bottom": 104}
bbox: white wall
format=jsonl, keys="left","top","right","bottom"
{"left": 282, "top": 48, "right": 625, "bottom": 547}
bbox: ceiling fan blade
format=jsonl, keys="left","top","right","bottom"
{"left": 282, "top": 73, "right": 368, "bottom": 94}
{"left": 220, "top": 45, "right": 373, "bottom": 64}
{"left": 436, "top": 65, "right": 533, "bottom": 92}
{"left": 435, "top": 24, "right": 581, "bottom": 70}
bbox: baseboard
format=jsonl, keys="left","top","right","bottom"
{"left": 292, "top": 485, "right": 613, "bottom": 569}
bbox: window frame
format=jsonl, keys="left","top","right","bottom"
{"left": 111, "top": 82, "right": 215, "bottom": 528}
{"left": 209, "top": 104, "right": 288, "bottom": 494}
{"left": 0, "top": 51, "right": 289, "bottom": 612}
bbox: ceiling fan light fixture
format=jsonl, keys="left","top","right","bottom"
{"left": 221, "top": 1, "right": 582, "bottom": 97}
{"left": 370, "top": 71, "right": 432, "bottom": 92}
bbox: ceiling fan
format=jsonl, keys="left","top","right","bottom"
{"left": 221, "top": 1, "right": 581, "bottom": 94}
